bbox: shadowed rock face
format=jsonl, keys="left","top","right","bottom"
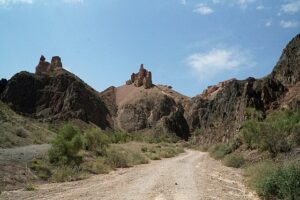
{"left": 1, "top": 57, "right": 111, "bottom": 129}
{"left": 0, "top": 79, "right": 7, "bottom": 95}
{"left": 271, "top": 34, "right": 300, "bottom": 85}
{"left": 185, "top": 34, "right": 299, "bottom": 144}
{"left": 117, "top": 94, "right": 190, "bottom": 140}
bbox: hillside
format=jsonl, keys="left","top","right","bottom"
{"left": 100, "top": 65, "right": 190, "bottom": 140}
{"left": 0, "top": 101, "right": 55, "bottom": 148}
{"left": 0, "top": 56, "right": 111, "bottom": 130}
{"left": 186, "top": 34, "right": 300, "bottom": 144}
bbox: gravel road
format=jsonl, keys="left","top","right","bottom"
{"left": 0, "top": 144, "right": 50, "bottom": 163}
{"left": 1, "top": 150, "right": 258, "bottom": 200}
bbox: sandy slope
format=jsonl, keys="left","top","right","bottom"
{"left": 1, "top": 150, "right": 258, "bottom": 200}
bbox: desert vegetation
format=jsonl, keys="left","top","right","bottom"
{"left": 0, "top": 101, "right": 56, "bottom": 148}
{"left": 29, "top": 123, "right": 184, "bottom": 184}
{"left": 241, "top": 110, "right": 300, "bottom": 157}
{"left": 240, "top": 109, "right": 300, "bottom": 200}
{"left": 189, "top": 109, "right": 300, "bottom": 200}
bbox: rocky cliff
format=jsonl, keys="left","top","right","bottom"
{"left": 1, "top": 56, "right": 111, "bottom": 129}
{"left": 186, "top": 34, "right": 300, "bottom": 144}
{"left": 100, "top": 66, "right": 190, "bottom": 140}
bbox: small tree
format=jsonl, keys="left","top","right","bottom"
{"left": 48, "top": 124, "right": 83, "bottom": 165}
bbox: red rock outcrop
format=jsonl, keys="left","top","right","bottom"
{"left": 126, "top": 64, "right": 153, "bottom": 89}
{"left": 200, "top": 79, "right": 235, "bottom": 99}
{"left": 35, "top": 55, "right": 63, "bottom": 75}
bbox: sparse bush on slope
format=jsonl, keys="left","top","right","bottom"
{"left": 223, "top": 153, "right": 245, "bottom": 168}
{"left": 241, "top": 110, "right": 300, "bottom": 157}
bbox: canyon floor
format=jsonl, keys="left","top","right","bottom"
{"left": 1, "top": 149, "right": 258, "bottom": 200}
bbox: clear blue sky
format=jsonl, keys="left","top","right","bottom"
{"left": 0, "top": 0, "right": 299, "bottom": 96}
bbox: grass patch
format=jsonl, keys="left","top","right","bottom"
{"left": 223, "top": 153, "right": 245, "bottom": 168}
{"left": 0, "top": 101, "right": 56, "bottom": 148}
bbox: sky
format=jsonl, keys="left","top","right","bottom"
{"left": 0, "top": 0, "right": 299, "bottom": 97}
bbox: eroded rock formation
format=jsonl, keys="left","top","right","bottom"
{"left": 126, "top": 64, "right": 153, "bottom": 89}
{"left": 35, "top": 55, "right": 63, "bottom": 75}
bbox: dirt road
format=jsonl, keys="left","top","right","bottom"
{"left": 0, "top": 144, "right": 50, "bottom": 163}
{"left": 1, "top": 150, "right": 258, "bottom": 200}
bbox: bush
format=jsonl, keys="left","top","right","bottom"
{"left": 48, "top": 124, "right": 83, "bottom": 165}
{"left": 105, "top": 148, "right": 131, "bottom": 168}
{"left": 51, "top": 165, "right": 84, "bottom": 182}
{"left": 247, "top": 162, "right": 300, "bottom": 200}
{"left": 109, "top": 131, "right": 132, "bottom": 143}
{"left": 83, "top": 128, "right": 110, "bottom": 155}
{"left": 209, "top": 140, "right": 240, "bottom": 159}
{"left": 241, "top": 110, "right": 300, "bottom": 157}
{"left": 241, "top": 119, "right": 261, "bottom": 149}
{"left": 128, "top": 152, "right": 149, "bottom": 165}
{"left": 223, "top": 154, "right": 245, "bottom": 168}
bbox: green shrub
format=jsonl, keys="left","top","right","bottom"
{"left": 247, "top": 162, "right": 300, "bottom": 200}
{"left": 105, "top": 148, "right": 131, "bottom": 168}
{"left": 209, "top": 140, "right": 240, "bottom": 159}
{"left": 241, "top": 119, "right": 261, "bottom": 149}
{"left": 48, "top": 124, "right": 83, "bottom": 165}
{"left": 128, "top": 152, "right": 149, "bottom": 165}
{"left": 241, "top": 110, "right": 300, "bottom": 157}
{"left": 109, "top": 131, "right": 132, "bottom": 143}
{"left": 84, "top": 128, "right": 110, "bottom": 155}
{"left": 223, "top": 154, "right": 245, "bottom": 168}
{"left": 51, "top": 165, "right": 84, "bottom": 182}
